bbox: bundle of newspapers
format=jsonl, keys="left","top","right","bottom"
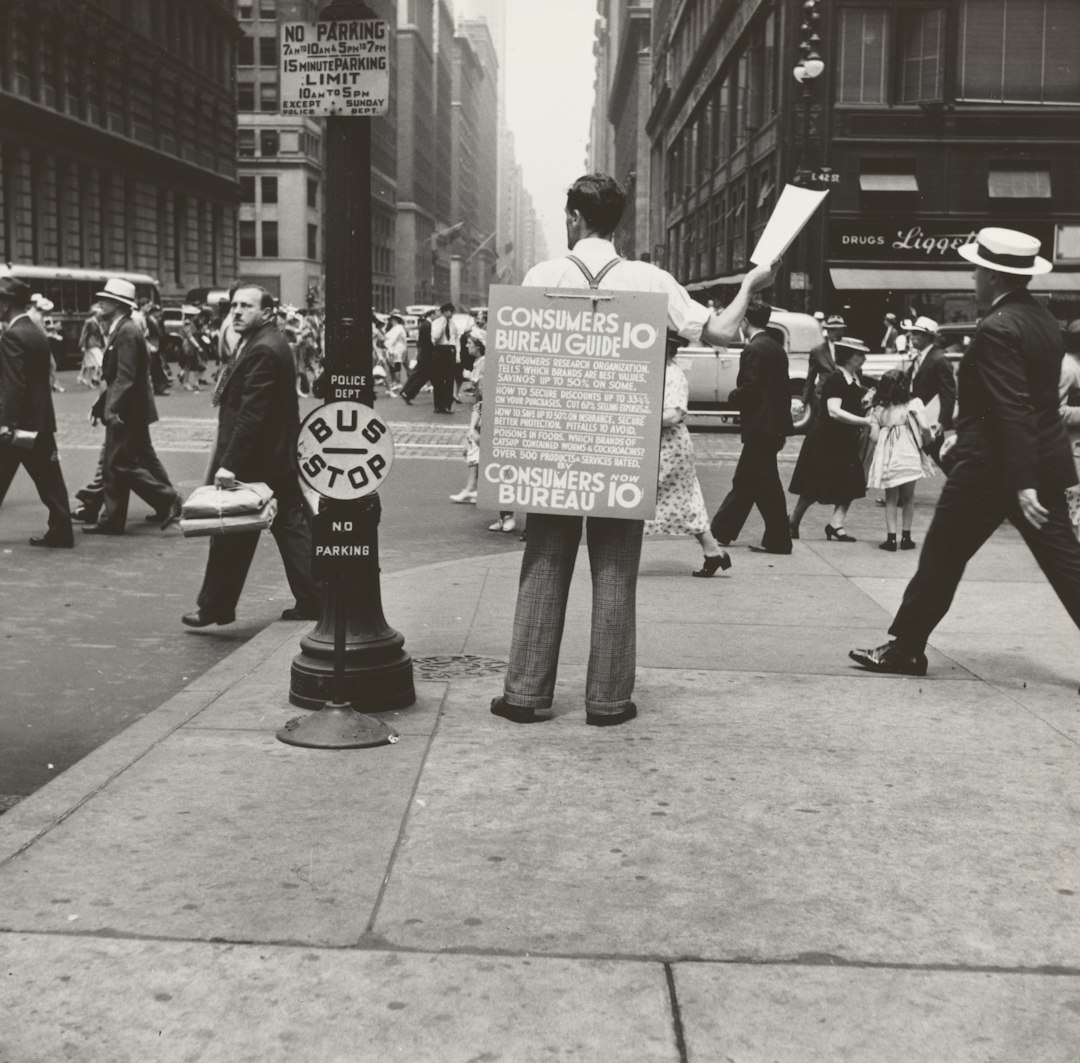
{"left": 179, "top": 482, "right": 277, "bottom": 537}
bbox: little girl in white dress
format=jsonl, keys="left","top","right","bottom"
{"left": 867, "top": 369, "right": 935, "bottom": 551}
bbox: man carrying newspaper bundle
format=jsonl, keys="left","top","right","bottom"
{"left": 182, "top": 284, "right": 322, "bottom": 628}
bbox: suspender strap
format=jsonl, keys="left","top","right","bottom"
{"left": 566, "top": 254, "right": 623, "bottom": 289}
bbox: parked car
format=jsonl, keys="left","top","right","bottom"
{"left": 160, "top": 304, "right": 203, "bottom": 363}
{"left": 678, "top": 309, "right": 824, "bottom": 433}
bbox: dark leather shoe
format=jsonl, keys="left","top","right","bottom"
{"left": 281, "top": 606, "right": 320, "bottom": 621}
{"left": 29, "top": 534, "right": 74, "bottom": 548}
{"left": 182, "top": 611, "right": 235, "bottom": 628}
{"left": 158, "top": 497, "right": 183, "bottom": 530}
{"left": 71, "top": 506, "right": 99, "bottom": 524}
{"left": 849, "top": 642, "right": 928, "bottom": 677}
{"left": 490, "top": 696, "right": 546, "bottom": 724}
{"left": 586, "top": 702, "right": 637, "bottom": 727}
{"left": 82, "top": 524, "right": 124, "bottom": 535}
{"left": 749, "top": 545, "right": 792, "bottom": 555}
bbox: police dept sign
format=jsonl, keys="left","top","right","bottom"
{"left": 280, "top": 19, "right": 389, "bottom": 117}
{"left": 477, "top": 285, "right": 669, "bottom": 520}
{"left": 297, "top": 402, "right": 393, "bottom": 501}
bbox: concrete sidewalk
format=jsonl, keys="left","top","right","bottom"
{"left": 2, "top": 509, "right": 1079, "bottom": 1062}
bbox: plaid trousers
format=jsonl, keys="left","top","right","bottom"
{"left": 504, "top": 513, "right": 643, "bottom": 715}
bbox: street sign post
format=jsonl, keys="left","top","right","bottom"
{"left": 284, "top": 0, "right": 414, "bottom": 740}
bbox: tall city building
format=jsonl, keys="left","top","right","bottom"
{"left": 393, "top": 0, "right": 440, "bottom": 307}
{"left": 450, "top": 18, "right": 499, "bottom": 306}
{"left": 0, "top": 0, "right": 239, "bottom": 303}
{"left": 628, "top": 0, "right": 1079, "bottom": 339}
{"left": 603, "top": 0, "right": 653, "bottom": 260}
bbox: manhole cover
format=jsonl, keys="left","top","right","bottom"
{"left": 412, "top": 655, "right": 508, "bottom": 680}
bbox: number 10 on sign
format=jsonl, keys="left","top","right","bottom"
{"left": 296, "top": 401, "right": 394, "bottom": 500}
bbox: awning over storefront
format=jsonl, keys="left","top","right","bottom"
{"left": 988, "top": 169, "right": 1051, "bottom": 198}
{"left": 859, "top": 174, "right": 919, "bottom": 192}
{"left": 830, "top": 267, "right": 1077, "bottom": 291}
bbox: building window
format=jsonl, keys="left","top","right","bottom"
{"left": 259, "top": 83, "right": 278, "bottom": 112}
{"left": 261, "top": 221, "right": 278, "bottom": 257}
{"left": 307, "top": 178, "right": 318, "bottom": 208}
{"left": 959, "top": 0, "right": 1080, "bottom": 103}
{"left": 308, "top": 224, "right": 318, "bottom": 259}
{"left": 987, "top": 166, "right": 1052, "bottom": 199}
{"left": 239, "top": 219, "right": 256, "bottom": 257}
{"left": 238, "top": 36, "right": 254, "bottom": 66}
{"left": 240, "top": 175, "right": 255, "bottom": 202}
{"left": 238, "top": 3, "right": 253, "bottom": 19}
{"left": 261, "top": 175, "right": 278, "bottom": 203}
{"left": 838, "top": 7, "right": 889, "bottom": 104}
{"left": 260, "top": 129, "right": 279, "bottom": 156}
{"left": 237, "top": 82, "right": 255, "bottom": 110}
{"left": 260, "top": 0, "right": 276, "bottom": 16}
{"left": 259, "top": 36, "right": 277, "bottom": 67}
{"left": 239, "top": 129, "right": 255, "bottom": 156}
{"left": 899, "top": 8, "right": 944, "bottom": 103}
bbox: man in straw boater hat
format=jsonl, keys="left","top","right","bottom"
{"left": 0, "top": 275, "right": 74, "bottom": 547}
{"left": 851, "top": 227, "right": 1080, "bottom": 678}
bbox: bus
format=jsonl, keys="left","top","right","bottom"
{"left": 0, "top": 265, "right": 161, "bottom": 366}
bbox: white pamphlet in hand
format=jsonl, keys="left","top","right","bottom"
{"left": 749, "top": 184, "right": 830, "bottom": 266}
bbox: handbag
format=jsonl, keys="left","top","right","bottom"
{"left": 179, "top": 481, "right": 277, "bottom": 537}
{"left": 10, "top": 429, "right": 38, "bottom": 450}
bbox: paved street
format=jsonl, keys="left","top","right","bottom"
{"left": 1, "top": 486, "right": 1076, "bottom": 1060}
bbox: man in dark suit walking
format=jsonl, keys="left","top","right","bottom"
{"left": 710, "top": 300, "right": 793, "bottom": 554}
{"left": 399, "top": 308, "right": 436, "bottom": 405}
{"left": 83, "top": 278, "right": 179, "bottom": 535}
{"left": 183, "top": 285, "right": 321, "bottom": 627}
{"left": 851, "top": 227, "right": 1080, "bottom": 677}
{"left": 903, "top": 315, "right": 956, "bottom": 463}
{"left": 0, "top": 276, "right": 74, "bottom": 547}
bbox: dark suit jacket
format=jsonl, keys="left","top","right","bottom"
{"left": 909, "top": 346, "right": 956, "bottom": 431}
{"left": 801, "top": 340, "right": 836, "bottom": 406}
{"left": 953, "top": 288, "right": 1075, "bottom": 491}
{"left": 0, "top": 315, "right": 57, "bottom": 433}
{"left": 417, "top": 317, "right": 433, "bottom": 358}
{"left": 214, "top": 320, "right": 300, "bottom": 482}
{"left": 730, "top": 329, "right": 792, "bottom": 444}
{"left": 103, "top": 315, "right": 158, "bottom": 424}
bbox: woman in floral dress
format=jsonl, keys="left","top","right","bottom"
{"left": 644, "top": 338, "right": 731, "bottom": 577}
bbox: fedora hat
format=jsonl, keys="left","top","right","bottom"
{"left": 825, "top": 314, "right": 846, "bottom": 328}
{"left": 0, "top": 275, "right": 30, "bottom": 303}
{"left": 94, "top": 277, "right": 139, "bottom": 308}
{"left": 958, "top": 227, "right": 1052, "bottom": 276}
{"left": 901, "top": 315, "right": 938, "bottom": 334}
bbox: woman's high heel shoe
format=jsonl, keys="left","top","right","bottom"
{"left": 824, "top": 524, "right": 856, "bottom": 542}
{"left": 788, "top": 519, "right": 800, "bottom": 540}
{"left": 692, "top": 550, "right": 732, "bottom": 578}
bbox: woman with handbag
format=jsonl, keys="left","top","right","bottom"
{"left": 788, "top": 341, "right": 874, "bottom": 542}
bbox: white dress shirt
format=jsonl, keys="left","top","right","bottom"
{"left": 521, "top": 237, "right": 711, "bottom": 343}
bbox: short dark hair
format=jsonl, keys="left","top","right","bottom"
{"left": 566, "top": 173, "right": 626, "bottom": 236}
{"left": 440, "top": 302, "right": 455, "bottom": 314}
{"left": 834, "top": 343, "right": 866, "bottom": 367}
{"left": 744, "top": 299, "right": 772, "bottom": 330}
{"left": 873, "top": 368, "right": 911, "bottom": 408}
{"left": 233, "top": 284, "right": 275, "bottom": 311}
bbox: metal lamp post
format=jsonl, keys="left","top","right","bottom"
{"left": 286, "top": 0, "right": 415, "bottom": 719}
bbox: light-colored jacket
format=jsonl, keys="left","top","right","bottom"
{"left": 1058, "top": 351, "right": 1080, "bottom": 477}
